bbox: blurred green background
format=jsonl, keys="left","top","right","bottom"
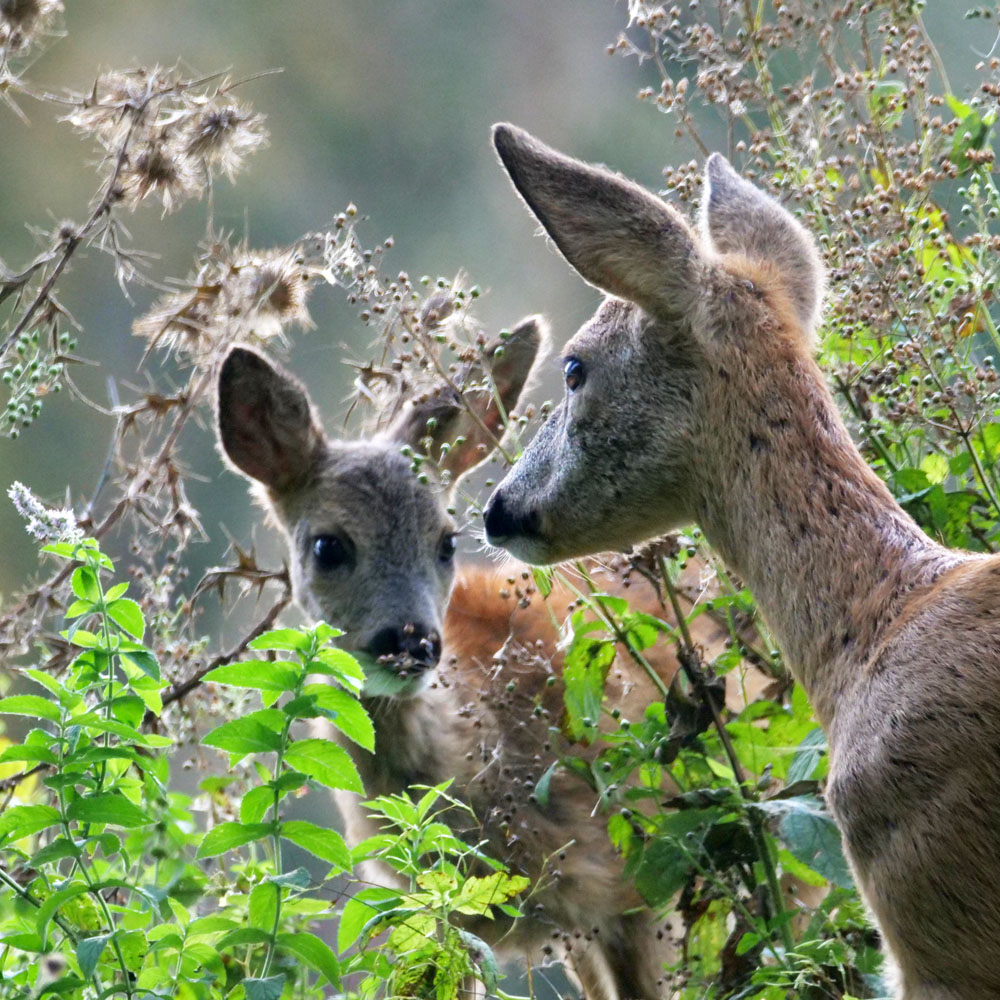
{"left": 0, "top": 1, "right": 980, "bottom": 611}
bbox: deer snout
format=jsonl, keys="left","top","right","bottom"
{"left": 483, "top": 491, "right": 541, "bottom": 545}
{"left": 365, "top": 623, "right": 442, "bottom": 672}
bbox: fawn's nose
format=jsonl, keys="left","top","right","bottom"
{"left": 484, "top": 492, "right": 541, "bottom": 544}
{"left": 366, "top": 623, "right": 442, "bottom": 670}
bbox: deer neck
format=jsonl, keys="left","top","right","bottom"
{"left": 694, "top": 348, "right": 961, "bottom": 728}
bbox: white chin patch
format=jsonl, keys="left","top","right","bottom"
{"left": 353, "top": 652, "right": 434, "bottom": 698}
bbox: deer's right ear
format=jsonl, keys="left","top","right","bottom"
{"left": 217, "top": 347, "right": 325, "bottom": 493}
{"left": 493, "top": 124, "right": 704, "bottom": 318}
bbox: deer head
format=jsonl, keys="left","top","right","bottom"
{"left": 483, "top": 124, "right": 824, "bottom": 564}
{"left": 217, "top": 315, "right": 546, "bottom": 694}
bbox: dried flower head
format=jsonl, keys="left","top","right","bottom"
{"left": 183, "top": 102, "right": 268, "bottom": 179}
{"left": 8, "top": 480, "right": 81, "bottom": 542}
{"left": 0, "top": 0, "right": 62, "bottom": 55}
{"left": 119, "top": 137, "right": 203, "bottom": 212}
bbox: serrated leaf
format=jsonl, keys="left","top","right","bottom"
{"left": 267, "top": 866, "right": 311, "bottom": 889}
{"left": 196, "top": 821, "right": 272, "bottom": 858}
{"left": 244, "top": 975, "right": 286, "bottom": 1000}
{"left": 249, "top": 882, "right": 278, "bottom": 932}
{"left": 285, "top": 738, "right": 363, "bottom": 793}
{"left": 107, "top": 599, "right": 145, "bottom": 640}
{"left": 757, "top": 794, "right": 854, "bottom": 888}
{"left": 280, "top": 819, "right": 351, "bottom": 868}
{"left": 202, "top": 711, "right": 285, "bottom": 758}
{"left": 202, "top": 660, "right": 301, "bottom": 693}
{"left": 105, "top": 582, "right": 129, "bottom": 601}
{"left": 216, "top": 927, "right": 272, "bottom": 950}
{"left": 77, "top": 933, "right": 112, "bottom": 978}
{"left": 72, "top": 713, "right": 171, "bottom": 747}
{"left": 119, "top": 649, "right": 160, "bottom": 683}
{"left": 0, "top": 695, "right": 60, "bottom": 722}
{"left": 301, "top": 684, "right": 374, "bottom": 750}
{"left": 0, "top": 804, "right": 61, "bottom": 841}
{"left": 276, "top": 930, "right": 340, "bottom": 986}
{"left": 249, "top": 629, "right": 309, "bottom": 652}
{"left": 66, "top": 793, "right": 150, "bottom": 828}
{"left": 20, "top": 668, "right": 79, "bottom": 708}
{"left": 240, "top": 785, "right": 275, "bottom": 824}
{"left": 30, "top": 837, "right": 81, "bottom": 867}
{"left": 337, "top": 888, "right": 399, "bottom": 953}
{"left": 452, "top": 873, "right": 529, "bottom": 916}
{"left": 71, "top": 566, "right": 100, "bottom": 603}
{"left": 311, "top": 647, "right": 364, "bottom": 688}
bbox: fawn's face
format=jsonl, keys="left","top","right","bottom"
{"left": 484, "top": 125, "right": 824, "bottom": 564}
{"left": 217, "top": 318, "right": 544, "bottom": 696}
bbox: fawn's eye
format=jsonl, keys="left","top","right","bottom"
{"left": 438, "top": 532, "right": 458, "bottom": 564}
{"left": 564, "top": 357, "right": 586, "bottom": 392}
{"left": 312, "top": 534, "right": 351, "bottom": 572}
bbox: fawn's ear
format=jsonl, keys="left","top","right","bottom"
{"left": 217, "top": 347, "right": 325, "bottom": 493}
{"left": 388, "top": 315, "right": 548, "bottom": 485}
{"left": 701, "top": 153, "right": 825, "bottom": 334}
{"left": 493, "top": 124, "right": 704, "bottom": 318}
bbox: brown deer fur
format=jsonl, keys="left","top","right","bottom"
{"left": 216, "top": 328, "right": 730, "bottom": 1000}
{"left": 483, "top": 124, "right": 1000, "bottom": 1000}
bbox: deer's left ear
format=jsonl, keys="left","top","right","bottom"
{"left": 493, "top": 124, "right": 706, "bottom": 319}
{"left": 387, "top": 315, "right": 548, "bottom": 485}
{"left": 700, "top": 153, "right": 825, "bottom": 335}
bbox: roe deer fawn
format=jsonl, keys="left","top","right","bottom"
{"left": 482, "top": 124, "right": 1000, "bottom": 1000}
{"left": 216, "top": 324, "right": 726, "bottom": 999}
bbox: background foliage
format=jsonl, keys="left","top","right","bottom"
{"left": 2, "top": 2, "right": 999, "bottom": 999}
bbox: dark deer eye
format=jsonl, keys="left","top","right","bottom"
{"left": 312, "top": 534, "right": 350, "bottom": 571}
{"left": 564, "top": 357, "right": 586, "bottom": 392}
{"left": 438, "top": 532, "right": 457, "bottom": 564}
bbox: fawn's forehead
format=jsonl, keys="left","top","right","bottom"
{"left": 303, "top": 442, "right": 450, "bottom": 540}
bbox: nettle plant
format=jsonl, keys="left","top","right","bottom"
{"left": 0, "top": 498, "right": 522, "bottom": 1000}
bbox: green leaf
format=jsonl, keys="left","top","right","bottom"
{"left": 276, "top": 931, "right": 340, "bottom": 986}
{"left": 249, "top": 882, "right": 278, "bottom": 932}
{"left": 452, "top": 873, "right": 529, "bottom": 915}
{"left": 36, "top": 883, "right": 92, "bottom": 946}
{"left": 280, "top": 819, "right": 352, "bottom": 868}
{"left": 285, "top": 738, "right": 363, "bottom": 793}
{"left": 119, "top": 648, "right": 160, "bottom": 682}
{"left": 197, "top": 821, "right": 272, "bottom": 858}
{"left": 244, "top": 975, "right": 286, "bottom": 1000}
{"left": 20, "top": 668, "right": 78, "bottom": 708}
{"left": 301, "top": 684, "right": 374, "bottom": 750}
{"left": 216, "top": 927, "right": 272, "bottom": 951}
{"left": 786, "top": 728, "right": 827, "bottom": 784}
{"left": 107, "top": 598, "right": 145, "bottom": 640}
{"left": 71, "top": 566, "right": 100, "bottom": 602}
{"left": 268, "top": 866, "right": 311, "bottom": 889}
{"left": 561, "top": 635, "right": 616, "bottom": 743}
{"left": 249, "top": 629, "right": 309, "bottom": 652}
{"left": 311, "top": 647, "right": 364, "bottom": 688}
{"left": 202, "top": 660, "right": 301, "bottom": 693}
{"left": 77, "top": 933, "right": 113, "bottom": 979}
{"left": 0, "top": 695, "right": 60, "bottom": 722}
{"left": 30, "top": 837, "right": 81, "bottom": 867}
{"left": 105, "top": 582, "right": 129, "bottom": 602}
{"left": 758, "top": 794, "right": 854, "bottom": 888}
{"left": 531, "top": 566, "right": 553, "bottom": 597}
{"left": 66, "top": 793, "right": 151, "bottom": 828}
{"left": 202, "top": 710, "right": 285, "bottom": 758}
{"left": 72, "top": 713, "right": 172, "bottom": 747}
{"left": 0, "top": 804, "right": 61, "bottom": 841}
{"left": 240, "top": 785, "right": 275, "bottom": 825}
{"left": 337, "top": 888, "right": 399, "bottom": 953}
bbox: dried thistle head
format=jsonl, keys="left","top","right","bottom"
{"left": 0, "top": 0, "right": 62, "bottom": 55}
{"left": 119, "top": 137, "right": 203, "bottom": 212}
{"left": 182, "top": 102, "right": 267, "bottom": 179}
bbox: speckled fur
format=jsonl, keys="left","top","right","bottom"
{"left": 215, "top": 336, "right": 727, "bottom": 999}
{"left": 486, "top": 125, "right": 1000, "bottom": 999}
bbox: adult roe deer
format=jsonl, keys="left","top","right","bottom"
{"left": 215, "top": 324, "right": 728, "bottom": 999}
{"left": 482, "top": 124, "right": 1000, "bottom": 1000}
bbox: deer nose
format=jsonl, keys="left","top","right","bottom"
{"left": 366, "top": 623, "right": 442, "bottom": 669}
{"left": 484, "top": 492, "right": 541, "bottom": 544}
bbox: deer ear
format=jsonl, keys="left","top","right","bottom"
{"left": 701, "top": 153, "right": 825, "bottom": 334}
{"left": 387, "top": 315, "right": 548, "bottom": 484}
{"left": 217, "top": 347, "right": 325, "bottom": 493}
{"left": 493, "top": 124, "right": 704, "bottom": 318}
